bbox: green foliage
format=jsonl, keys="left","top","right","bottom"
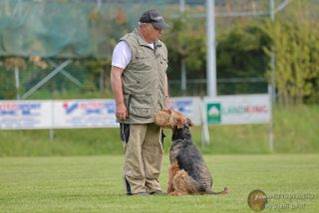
{"left": 164, "top": 13, "right": 206, "bottom": 76}
{"left": 218, "top": 24, "right": 270, "bottom": 77}
{"left": 0, "top": 68, "right": 16, "bottom": 99}
{"left": 217, "top": 23, "right": 270, "bottom": 94}
{"left": 262, "top": 0, "right": 319, "bottom": 105}
{"left": 80, "top": 58, "right": 111, "bottom": 94}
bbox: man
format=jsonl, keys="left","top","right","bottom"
{"left": 110, "top": 9, "right": 170, "bottom": 196}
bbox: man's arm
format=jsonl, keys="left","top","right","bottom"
{"left": 110, "top": 66, "right": 128, "bottom": 120}
{"left": 163, "top": 73, "right": 172, "bottom": 109}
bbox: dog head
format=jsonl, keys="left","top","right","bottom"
{"left": 154, "top": 109, "right": 192, "bottom": 129}
{"left": 171, "top": 118, "right": 193, "bottom": 141}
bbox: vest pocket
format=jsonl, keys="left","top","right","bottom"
{"left": 128, "top": 94, "right": 153, "bottom": 119}
{"left": 130, "top": 107, "right": 152, "bottom": 119}
{"left": 134, "top": 52, "right": 153, "bottom": 71}
{"left": 159, "top": 56, "right": 168, "bottom": 72}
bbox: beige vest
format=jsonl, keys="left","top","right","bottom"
{"left": 120, "top": 29, "right": 168, "bottom": 123}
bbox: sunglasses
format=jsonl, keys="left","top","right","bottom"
{"left": 151, "top": 24, "right": 162, "bottom": 31}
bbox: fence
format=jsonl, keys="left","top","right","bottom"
{"left": 169, "top": 78, "right": 268, "bottom": 96}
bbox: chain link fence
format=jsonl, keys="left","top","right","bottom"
{"left": 1, "top": 0, "right": 317, "bottom": 99}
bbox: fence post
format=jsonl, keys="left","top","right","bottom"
{"left": 268, "top": 85, "right": 274, "bottom": 152}
{"left": 200, "top": 97, "right": 210, "bottom": 145}
{"left": 14, "top": 66, "right": 20, "bottom": 100}
{"left": 49, "top": 100, "right": 55, "bottom": 141}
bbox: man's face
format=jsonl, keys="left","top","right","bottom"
{"left": 143, "top": 23, "right": 163, "bottom": 42}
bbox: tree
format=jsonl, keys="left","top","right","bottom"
{"left": 216, "top": 23, "right": 270, "bottom": 94}
{"left": 164, "top": 13, "right": 206, "bottom": 95}
{"left": 262, "top": 0, "right": 319, "bottom": 105}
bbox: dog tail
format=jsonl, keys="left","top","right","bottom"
{"left": 207, "top": 187, "right": 229, "bottom": 195}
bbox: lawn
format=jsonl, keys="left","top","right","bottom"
{"left": 1, "top": 154, "right": 318, "bottom": 212}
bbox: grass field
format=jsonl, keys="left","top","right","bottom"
{"left": 1, "top": 154, "right": 318, "bottom": 212}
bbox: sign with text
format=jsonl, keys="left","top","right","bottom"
{"left": 204, "top": 94, "right": 271, "bottom": 125}
{"left": 0, "top": 101, "right": 52, "bottom": 129}
{"left": 0, "top": 95, "right": 270, "bottom": 130}
{"left": 53, "top": 99, "right": 118, "bottom": 128}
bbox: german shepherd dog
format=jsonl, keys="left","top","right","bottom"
{"left": 167, "top": 119, "right": 228, "bottom": 196}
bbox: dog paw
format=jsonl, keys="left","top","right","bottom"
{"left": 223, "top": 187, "right": 229, "bottom": 194}
{"left": 169, "top": 191, "right": 182, "bottom": 196}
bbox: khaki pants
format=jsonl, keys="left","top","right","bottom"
{"left": 122, "top": 123, "right": 163, "bottom": 194}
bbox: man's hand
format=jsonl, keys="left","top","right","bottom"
{"left": 116, "top": 103, "right": 128, "bottom": 120}
{"left": 164, "top": 96, "right": 173, "bottom": 109}
{"left": 163, "top": 74, "right": 171, "bottom": 109}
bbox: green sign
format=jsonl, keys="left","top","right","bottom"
{"left": 207, "top": 103, "right": 221, "bottom": 124}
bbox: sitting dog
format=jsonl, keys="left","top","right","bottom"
{"left": 167, "top": 118, "right": 229, "bottom": 196}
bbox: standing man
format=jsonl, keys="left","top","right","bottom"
{"left": 110, "top": 9, "right": 170, "bottom": 196}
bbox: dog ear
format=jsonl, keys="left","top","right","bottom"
{"left": 186, "top": 118, "right": 194, "bottom": 127}
{"left": 175, "top": 116, "right": 187, "bottom": 129}
{"left": 176, "top": 123, "right": 184, "bottom": 129}
{"left": 163, "top": 109, "right": 172, "bottom": 114}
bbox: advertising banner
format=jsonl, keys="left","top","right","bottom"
{"left": 0, "top": 95, "right": 271, "bottom": 130}
{"left": 0, "top": 100, "right": 52, "bottom": 129}
{"left": 204, "top": 94, "right": 271, "bottom": 125}
{"left": 171, "top": 97, "right": 202, "bottom": 126}
{"left": 53, "top": 99, "right": 118, "bottom": 128}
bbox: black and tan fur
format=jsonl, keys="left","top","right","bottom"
{"left": 167, "top": 120, "right": 228, "bottom": 196}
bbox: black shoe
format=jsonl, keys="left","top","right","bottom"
{"left": 130, "top": 192, "right": 150, "bottom": 196}
{"left": 150, "top": 190, "right": 166, "bottom": 195}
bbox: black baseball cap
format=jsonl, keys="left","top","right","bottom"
{"left": 139, "top": 9, "right": 169, "bottom": 30}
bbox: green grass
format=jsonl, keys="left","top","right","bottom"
{"left": 0, "top": 155, "right": 318, "bottom": 212}
{"left": 0, "top": 105, "right": 318, "bottom": 156}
